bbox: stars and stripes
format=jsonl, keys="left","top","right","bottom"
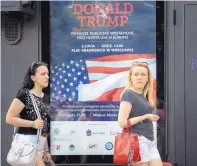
{"left": 51, "top": 54, "right": 156, "bottom": 102}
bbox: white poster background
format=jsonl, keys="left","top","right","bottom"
{"left": 50, "top": 121, "right": 157, "bottom": 155}
{"left": 50, "top": 121, "right": 122, "bottom": 155}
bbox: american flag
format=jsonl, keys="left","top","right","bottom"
{"left": 50, "top": 59, "right": 89, "bottom": 102}
{"left": 50, "top": 54, "right": 156, "bottom": 102}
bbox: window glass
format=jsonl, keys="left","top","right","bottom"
{"left": 41, "top": 1, "right": 165, "bottom": 164}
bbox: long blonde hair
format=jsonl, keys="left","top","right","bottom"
{"left": 121, "top": 63, "right": 155, "bottom": 108}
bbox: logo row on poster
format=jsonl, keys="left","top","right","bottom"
{"left": 53, "top": 142, "right": 113, "bottom": 151}
{"left": 51, "top": 141, "right": 114, "bottom": 155}
{"left": 52, "top": 128, "right": 121, "bottom": 137}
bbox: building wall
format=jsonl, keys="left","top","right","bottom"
{"left": 1, "top": 2, "right": 41, "bottom": 166}
{"left": 2, "top": 1, "right": 197, "bottom": 166}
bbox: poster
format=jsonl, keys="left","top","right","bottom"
{"left": 50, "top": 1, "right": 156, "bottom": 155}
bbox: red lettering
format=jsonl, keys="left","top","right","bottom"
{"left": 84, "top": 4, "right": 93, "bottom": 14}
{"left": 95, "top": 3, "right": 105, "bottom": 15}
{"left": 73, "top": 4, "right": 83, "bottom": 14}
{"left": 73, "top": 3, "right": 134, "bottom": 15}
{"left": 96, "top": 16, "right": 105, "bottom": 27}
{"left": 106, "top": 3, "right": 114, "bottom": 14}
{"left": 123, "top": 3, "right": 133, "bottom": 14}
{"left": 106, "top": 16, "right": 119, "bottom": 27}
{"left": 77, "top": 16, "right": 86, "bottom": 27}
{"left": 87, "top": 16, "right": 95, "bottom": 27}
{"left": 73, "top": 2, "right": 134, "bottom": 27}
{"left": 120, "top": 16, "right": 128, "bottom": 26}
{"left": 56, "top": 145, "right": 61, "bottom": 150}
{"left": 115, "top": 3, "right": 123, "bottom": 14}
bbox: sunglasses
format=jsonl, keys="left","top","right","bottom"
{"left": 30, "top": 62, "right": 38, "bottom": 71}
{"left": 132, "top": 62, "right": 148, "bottom": 66}
{"left": 30, "top": 62, "right": 46, "bottom": 72}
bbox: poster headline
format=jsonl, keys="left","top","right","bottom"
{"left": 73, "top": 3, "right": 134, "bottom": 27}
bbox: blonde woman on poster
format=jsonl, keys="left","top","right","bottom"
{"left": 118, "top": 62, "right": 162, "bottom": 166}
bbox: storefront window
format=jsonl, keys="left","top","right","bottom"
{"left": 41, "top": 1, "right": 165, "bottom": 164}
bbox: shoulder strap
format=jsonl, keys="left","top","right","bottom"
{"left": 29, "top": 91, "right": 42, "bottom": 144}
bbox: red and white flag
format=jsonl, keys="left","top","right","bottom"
{"left": 78, "top": 54, "right": 156, "bottom": 101}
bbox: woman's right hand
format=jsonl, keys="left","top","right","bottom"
{"left": 144, "top": 114, "right": 160, "bottom": 121}
{"left": 32, "top": 119, "right": 44, "bottom": 129}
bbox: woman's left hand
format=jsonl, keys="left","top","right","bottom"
{"left": 43, "top": 152, "right": 52, "bottom": 163}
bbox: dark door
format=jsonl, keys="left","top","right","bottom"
{"left": 174, "top": 2, "right": 197, "bottom": 166}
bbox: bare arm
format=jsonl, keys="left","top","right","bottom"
{"left": 44, "top": 138, "right": 49, "bottom": 152}
{"left": 118, "top": 101, "right": 147, "bottom": 128}
{"left": 6, "top": 98, "right": 34, "bottom": 127}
